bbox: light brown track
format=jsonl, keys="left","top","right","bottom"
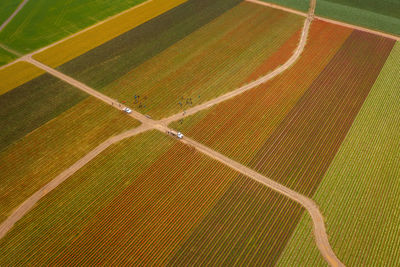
{"left": 0, "top": 0, "right": 30, "bottom": 32}
{"left": 1, "top": 0, "right": 344, "bottom": 266}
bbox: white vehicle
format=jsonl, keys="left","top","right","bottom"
{"left": 167, "top": 130, "right": 184, "bottom": 139}
{"left": 177, "top": 132, "right": 184, "bottom": 139}
{"left": 124, "top": 107, "right": 132, "bottom": 114}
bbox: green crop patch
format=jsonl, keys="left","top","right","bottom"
{"left": 0, "top": 73, "right": 88, "bottom": 152}
{"left": 0, "top": 0, "right": 147, "bottom": 54}
{"left": 58, "top": 0, "right": 244, "bottom": 89}
{"left": 0, "top": 47, "right": 17, "bottom": 66}
{"left": 278, "top": 42, "right": 400, "bottom": 267}
{"left": 0, "top": 0, "right": 20, "bottom": 25}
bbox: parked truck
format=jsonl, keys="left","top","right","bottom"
{"left": 167, "top": 130, "right": 184, "bottom": 139}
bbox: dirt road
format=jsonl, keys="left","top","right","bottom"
{"left": 0, "top": 124, "right": 152, "bottom": 240}
{"left": 2, "top": 0, "right": 344, "bottom": 265}
{"left": 0, "top": 0, "right": 30, "bottom": 32}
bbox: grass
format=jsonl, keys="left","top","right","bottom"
{"left": 33, "top": 0, "right": 187, "bottom": 68}
{"left": 276, "top": 213, "right": 327, "bottom": 266}
{"left": 260, "top": 0, "right": 400, "bottom": 35}
{"left": 316, "top": 0, "right": 400, "bottom": 36}
{"left": 0, "top": 130, "right": 304, "bottom": 265}
{"left": 0, "top": 62, "right": 44, "bottom": 96}
{"left": 278, "top": 42, "right": 400, "bottom": 266}
{"left": 58, "top": 1, "right": 303, "bottom": 119}
{"left": 0, "top": 0, "right": 20, "bottom": 25}
{"left": 0, "top": 47, "right": 17, "bottom": 66}
{"left": 260, "top": 0, "right": 309, "bottom": 11}
{"left": 0, "top": 72, "right": 88, "bottom": 152}
{"left": 0, "top": 96, "right": 140, "bottom": 223}
{"left": 0, "top": 0, "right": 147, "bottom": 54}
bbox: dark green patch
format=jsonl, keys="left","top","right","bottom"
{"left": 58, "top": 0, "right": 243, "bottom": 91}
{"left": 0, "top": 74, "right": 87, "bottom": 152}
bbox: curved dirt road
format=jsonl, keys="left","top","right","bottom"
{"left": 0, "top": 124, "right": 152, "bottom": 240}
{"left": 1, "top": 0, "right": 344, "bottom": 265}
{"left": 160, "top": 0, "right": 314, "bottom": 124}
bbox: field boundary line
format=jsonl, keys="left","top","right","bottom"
{"left": 246, "top": 0, "right": 400, "bottom": 41}
{"left": 0, "top": 0, "right": 154, "bottom": 71}
{"left": 0, "top": 0, "right": 30, "bottom": 32}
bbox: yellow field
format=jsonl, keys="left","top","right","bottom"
{"left": 33, "top": 0, "right": 187, "bottom": 68}
{"left": 0, "top": 62, "right": 45, "bottom": 95}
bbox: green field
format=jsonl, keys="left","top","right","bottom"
{"left": 0, "top": 0, "right": 146, "bottom": 55}
{"left": 316, "top": 0, "right": 400, "bottom": 36}
{"left": 59, "top": 1, "right": 303, "bottom": 119}
{"left": 261, "top": 0, "right": 400, "bottom": 35}
{"left": 0, "top": 0, "right": 20, "bottom": 25}
{"left": 0, "top": 73, "right": 87, "bottom": 152}
{"left": 278, "top": 42, "right": 400, "bottom": 266}
{"left": 0, "top": 47, "right": 16, "bottom": 65}
{"left": 0, "top": 130, "right": 304, "bottom": 265}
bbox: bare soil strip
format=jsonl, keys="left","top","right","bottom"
{"left": 0, "top": 0, "right": 30, "bottom": 32}
{"left": 246, "top": 0, "right": 400, "bottom": 41}
{"left": 1, "top": 0, "right": 344, "bottom": 265}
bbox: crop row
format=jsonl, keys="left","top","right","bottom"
{"left": 101, "top": 3, "right": 303, "bottom": 119}
{"left": 278, "top": 42, "right": 400, "bottom": 266}
{"left": 169, "top": 175, "right": 304, "bottom": 266}
{"left": 57, "top": 1, "right": 302, "bottom": 119}
{"left": 248, "top": 30, "right": 394, "bottom": 196}
{"left": 0, "top": 130, "right": 303, "bottom": 266}
{"left": 33, "top": 0, "right": 186, "bottom": 68}
{"left": 171, "top": 20, "right": 352, "bottom": 165}
{"left": 0, "top": 96, "right": 139, "bottom": 223}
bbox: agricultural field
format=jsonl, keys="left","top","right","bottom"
{"left": 0, "top": 47, "right": 16, "bottom": 65}
{"left": 0, "top": 131, "right": 304, "bottom": 266}
{"left": 0, "top": 61, "right": 44, "bottom": 95}
{"left": 261, "top": 0, "right": 309, "bottom": 11}
{"left": 0, "top": 0, "right": 147, "bottom": 55}
{"left": 261, "top": 0, "right": 400, "bottom": 35}
{"left": 0, "top": 65, "right": 140, "bottom": 222}
{"left": 2, "top": 0, "right": 400, "bottom": 265}
{"left": 33, "top": 0, "right": 187, "bottom": 68}
{"left": 0, "top": 1, "right": 20, "bottom": 24}
{"left": 55, "top": 0, "right": 304, "bottom": 119}
{"left": 278, "top": 42, "right": 400, "bottom": 266}
{"left": 171, "top": 19, "right": 395, "bottom": 196}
